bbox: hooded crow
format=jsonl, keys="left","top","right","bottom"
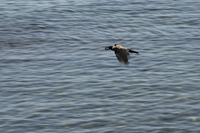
{"left": 105, "top": 44, "right": 139, "bottom": 64}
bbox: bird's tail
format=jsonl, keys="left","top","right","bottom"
{"left": 129, "top": 49, "right": 139, "bottom": 54}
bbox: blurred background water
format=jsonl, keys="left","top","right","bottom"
{"left": 0, "top": 0, "right": 200, "bottom": 132}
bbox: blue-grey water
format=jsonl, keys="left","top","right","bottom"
{"left": 1, "top": 0, "right": 200, "bottom": 132}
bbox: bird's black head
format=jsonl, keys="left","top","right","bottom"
{"left": 105, "top": 46, "right": 113, "bottom": 50}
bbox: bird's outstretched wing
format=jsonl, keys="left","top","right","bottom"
{"left": 114, "top": 48, "right": 129, "bottom": 64}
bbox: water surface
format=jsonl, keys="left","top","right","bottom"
{"left": 1, "top": 0, "right": 200, "bottom": 132}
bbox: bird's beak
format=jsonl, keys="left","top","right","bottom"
{"left": 105, "top": 47, "right": 109, "bottom": 50}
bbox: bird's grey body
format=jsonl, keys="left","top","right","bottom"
{"left": 105, "top": 44, "right": 139, "bottom": 64}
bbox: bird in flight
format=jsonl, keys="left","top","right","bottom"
{"left": 105, "top": 44, "right": 139, "bottom": 64}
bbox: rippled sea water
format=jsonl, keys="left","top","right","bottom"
{"left": 1, "top": 0, "right": 200, "bottom": 132}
